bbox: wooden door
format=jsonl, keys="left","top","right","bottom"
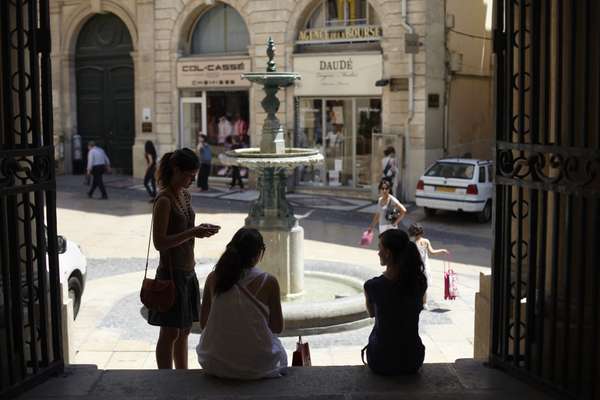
{"left": 76, "top": 13, "right": 134, "bottom": 174}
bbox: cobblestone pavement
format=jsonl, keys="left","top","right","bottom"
{"left": 57, "top": 175, "right": 491, "bottom": 369}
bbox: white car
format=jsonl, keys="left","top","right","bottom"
{"left": 56, "top": 234, "right": 87, "bottom": 319}
{"left": 0, "top": 233, "right": 86, "bottom": 323}
{"left": 415, "top": 158, "right": 493, "bottom": 222}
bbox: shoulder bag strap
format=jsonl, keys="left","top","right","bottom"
{"left": 143, "top": 202, "right": 154, "bottom": 280}
{"left": 237, "top": 283, "right": 270, "bottom": 321}
{"left": 144, "top": 196, "right": 174, "bottom": 281}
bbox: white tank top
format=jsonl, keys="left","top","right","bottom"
{"left": 196, "top": 267, "right": 288, "bottom": 379}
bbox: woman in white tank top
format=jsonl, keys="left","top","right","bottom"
{"left": 197, "top": 228, "right": 287, "bottom": 379}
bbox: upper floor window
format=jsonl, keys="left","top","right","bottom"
{"left": 190, "top": 4, "right": 249, "bottom": 55}
{"left": 306, "top": 0, "right": 379, "bottom": 29}
{"left": 298, "top": 0, "right": 381, "bottom": 45}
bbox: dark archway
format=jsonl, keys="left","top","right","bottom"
{"left": 76, "top": 13, "right": 134, "bottom": 174}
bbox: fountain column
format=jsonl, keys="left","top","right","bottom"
{"left": 243, "top": 39, "right": 305, "bottom": 298}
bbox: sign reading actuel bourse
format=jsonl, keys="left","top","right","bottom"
{"left": 177, "top": 58, "right": 251, "bottom": 88}
{"left": 297, "top": 25, "right": 382, "bottom": 44}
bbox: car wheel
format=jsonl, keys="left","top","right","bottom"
{"left": 424, "top": 207, "right": 436, "bottom": 217}
{"left": 478, "top": 200, "right": 492, "bottom": 223}
{"left": 68, "top": 276, "right": 83, "bottom": 319}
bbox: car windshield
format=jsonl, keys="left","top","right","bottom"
{"left": 425, "top": 162, "right": 475, "bottom": 180}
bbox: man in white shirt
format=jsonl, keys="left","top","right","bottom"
{"left": 86, "top": 141, "right": 111, "bottom": 199}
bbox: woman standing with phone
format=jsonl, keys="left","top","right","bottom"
{"left": 148, "top": 148, "right": 220, "bottom": 369}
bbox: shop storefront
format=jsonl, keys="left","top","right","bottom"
{"left": 178, "top": 58, "right": 251, "bottom": 177}
{"left": 177, "top": 3, "right": 251, "bottom": 179}
{"left": 293, "top": 53, "right": 382, "bottom": 189}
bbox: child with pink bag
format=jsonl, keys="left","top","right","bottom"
{"left": 408, "top": 223, "right": 449, "bottom": 309}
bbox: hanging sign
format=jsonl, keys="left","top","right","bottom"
{"left": 293, "top": 53, "right": 383, "bottom": 96}
{"left": 177, "top": 57, "right": 252, "bottom": 88}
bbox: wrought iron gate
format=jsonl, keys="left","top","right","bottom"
{"left": 0, "top": 0, "right": 64, "bottom": 397}
{"left": 492, "top": 0, "right": 600, "bottom": 398}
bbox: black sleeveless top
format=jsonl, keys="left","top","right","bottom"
{"left": 157, "top": 190, "right": 196, "bottom": 272}
{"left": 364, "top": 275, "right": 425, "bottom": 374}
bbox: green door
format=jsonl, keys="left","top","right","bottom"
{"left": 76, "top": 13, "right": 134, "bottom": 174}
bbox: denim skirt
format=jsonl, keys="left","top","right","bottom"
{"left": 147, "top": 267, "right": 200, "bottom": 329}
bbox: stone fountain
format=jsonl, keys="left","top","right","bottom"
{"left": 226, "top": 38, "right": 322, "bottom": 299}
{"left": 224, "top": 39, "right": 373, "bottom": 335}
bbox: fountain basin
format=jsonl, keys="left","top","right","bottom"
{"left": 279, "top": 260, "right": 375, "bottom": 336}
{"left": 180, "top": 260, "right": 375, "bottom": 337}
{"left": 224, "top": 147, "right": 323, "bottom": 169}
{"left": 242, "top": 71, "right": 301, "bottom": 86}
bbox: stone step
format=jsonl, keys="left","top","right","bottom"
{"left": 17, "top": 359, "right": 555, "bottom": 400}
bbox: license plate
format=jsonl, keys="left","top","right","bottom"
{"left": 436, "top": 186, "right": 455, "bottom": 193}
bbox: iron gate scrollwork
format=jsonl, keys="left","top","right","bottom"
{"left": 492, "top": 0, "right": 599, "bottom": 398}
{"left": 0, "top": 0, "right": 64, "bottom": 398}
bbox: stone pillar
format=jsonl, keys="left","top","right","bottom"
{"left": 132, "top": 0, "right": 157, "bottom": 178}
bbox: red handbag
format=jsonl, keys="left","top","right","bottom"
{"left": 140, "top": 207, "right": 175, "bottom": 312}
{"left": 291, "top": 336, "right": 311, "bottom": 367}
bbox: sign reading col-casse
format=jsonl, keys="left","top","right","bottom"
{"left": 177, "top": 58, "right": 251, "bottom": 88}
{"left": 293, "top": 54, "right": 382, "bottom": 96}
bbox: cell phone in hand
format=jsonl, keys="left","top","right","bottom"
{"left": 201, "top": 223, "right": 220, "bottom": 231}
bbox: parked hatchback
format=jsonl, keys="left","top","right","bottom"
{"left": 415, "top": 158, "right": 493, "bottom": 222}
{"left": 56, "top": 234, "right": 87, "bottom": 319}
{"left": 0, "top": 232, "right": 86, "bottom": 324}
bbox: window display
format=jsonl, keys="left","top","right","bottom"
{"left": 180, "top": 90, "right": 249, "bottom": 179}
{"left": 296, "top": 97, "right": 381, "bottom": 189}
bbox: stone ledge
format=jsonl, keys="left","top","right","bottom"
{"left": 18, "top": 360, "right": 555, "bottom": 400}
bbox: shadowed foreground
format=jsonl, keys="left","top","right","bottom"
{"left": 17, "top": 359, "right": 554, "bottom": 399}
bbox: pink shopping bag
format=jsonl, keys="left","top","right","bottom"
{"left": 360, "top": 230, "right": 374, "bottom": 246}
{"left": 443, "top": 260, "right": 458, "bottom": 300}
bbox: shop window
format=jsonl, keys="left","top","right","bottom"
{"left": 305, "top": 0, "right": 379, "bottom": 29}
{"left": 295, "top": 97, "right": 381, "bottom": 189}
{"left": 190, "top": 4, "right": 249, "bottom": 55}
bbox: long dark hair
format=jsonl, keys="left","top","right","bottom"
{"left": 214, "top": 228, "right": 266, "bottom": 294}
{"left": 379, "top": 229, "right": 427, "bottom": 297}
{"left": 156, "top": 148, "right": 199, "bottom": 189}
{"left": 145, "top": 140, "right": 157, "bottom": 159}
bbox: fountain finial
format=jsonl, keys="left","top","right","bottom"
{"left": 266, "top": 37, "right": 276, "bottom": 72}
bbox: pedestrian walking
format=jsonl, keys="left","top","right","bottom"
{"left": 408, "top": 223, "right": 449, "bottom": 309}
{"left": 86, "top": 141, "right": 111, "bottom": 199}
{"left": 368, "top": 179, "right": 406, "bottom": 234}
{"left": 362, "top": 229, "right": 426, "bottom": 375}
{"left": 144, "top": 140, "right": 158, "bottom": 201}
{"left": 381, "top": 146, "right": 399, "bottom": 196}
{"left": 196, "top": 133, "right": 211, "bottom": 191}
{"left": 381, "top": 146, "right": 397, "bottom": 182}
{"left": 229, "top": 136, "right": 244, "bottom": 190}
{"left": 148, "top": 148, "right": 220, "bottom": 370}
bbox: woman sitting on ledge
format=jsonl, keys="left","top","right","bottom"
{"left": 196, "top": 228, "right": 288, "bottom": 379}
{"left": 363, "top": 229, "right": 426, "bottom": 375}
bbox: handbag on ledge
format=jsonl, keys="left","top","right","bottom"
{"left": 140, "top": 207, "right": 175, "bottom": 312}
{"left": 292, "top": 336, "right": 311, "bottom": 367}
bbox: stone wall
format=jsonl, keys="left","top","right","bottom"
{"left": 49, "top": 0, "right": 491, "bottom": 199}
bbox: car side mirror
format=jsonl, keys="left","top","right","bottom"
{"left": 57, "top": 236, "right": 67, "bottom": 254}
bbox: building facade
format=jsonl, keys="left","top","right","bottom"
{"left": 50, "top": 0, "right": 492, "bottom": 200}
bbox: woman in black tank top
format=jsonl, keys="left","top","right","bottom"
{"left": 363, "top": 229, "right": 427, "bottom": 375}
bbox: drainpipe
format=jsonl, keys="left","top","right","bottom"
{"left": 400, "top": 0, "right": 415, "bottom": 201}
{"left": 442, "top": 0, "right": 450, "bottom": 156}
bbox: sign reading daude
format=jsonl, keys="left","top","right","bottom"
{"left": 293, "top": 53, "right": 382, "bottom": 96}
{"left": 177, "top": 58, "right": 251, "bottom": 88}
